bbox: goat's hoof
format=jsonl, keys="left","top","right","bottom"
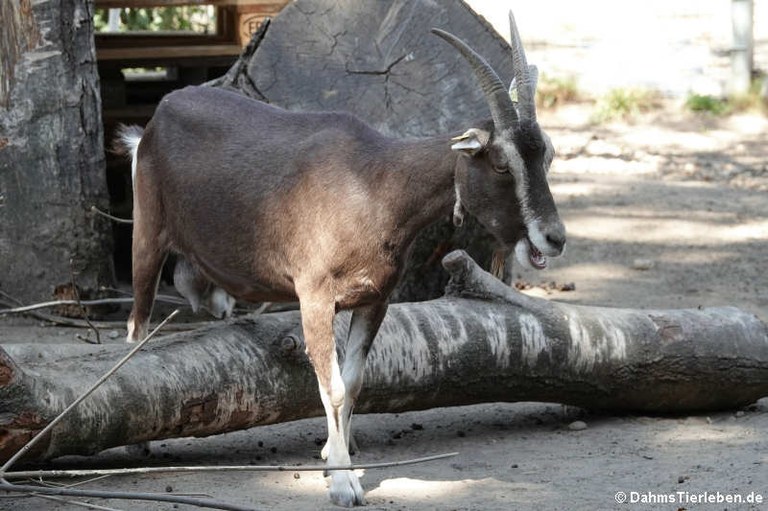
{"left": 329, "top": 471, "right": 365, "bottom": 507}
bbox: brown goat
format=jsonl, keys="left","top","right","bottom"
{"left": 118, "top": 14, "right": 565, "bottom": 507}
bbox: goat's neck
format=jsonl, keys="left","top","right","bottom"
{"left": 383, "top": 134, "right": 460, "bottom": 245}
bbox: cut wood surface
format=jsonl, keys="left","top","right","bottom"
{"left": 1, "top": 251, "right": 766, "bottom": 464}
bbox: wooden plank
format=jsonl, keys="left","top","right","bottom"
{"left": 95, "top": 33, "right": 232, "bottom": 49}
{"left": 95, "top": 0, "right": 286, "bottom": 8}
{"left": 96, "top": 44, "right": 242, "bottom": 61}
{"left": 102, "top": 104, "right": 157, "bottom": 121}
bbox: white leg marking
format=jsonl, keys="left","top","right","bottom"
{"left": 321, "top": 352, "right": 364, "bottom": 507}
{"left": 341, "top": 304, "right": 387, "bottom": 455}
{"left": 125, "top": 316, "right": 148, "bottom": 344}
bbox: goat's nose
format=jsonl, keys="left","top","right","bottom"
{"left": 544, "top": 224, "right": 566, "bottom": 255}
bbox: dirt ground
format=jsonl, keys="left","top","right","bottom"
{"left": 1, "top": 104, "right": 767, "bottom": 511}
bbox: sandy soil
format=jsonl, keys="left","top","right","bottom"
{"left": 2, "top": 106, "right": 767, "bottom": 511}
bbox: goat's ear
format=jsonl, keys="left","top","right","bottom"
{"left": 451, "top": 128, "right": 490, "bottom": 155}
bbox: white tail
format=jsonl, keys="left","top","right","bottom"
{"left": 115, "top": 124, "right": 143, "bottom": 182}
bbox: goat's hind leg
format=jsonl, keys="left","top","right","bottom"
{"left": 127, "top": 242, "right": 167, "bottom": 343}
{"left": 298, "top": 293, "right": 364, "bottom": 507}
{"left": 126, "top": 163, "right": 168, "bottom": 343}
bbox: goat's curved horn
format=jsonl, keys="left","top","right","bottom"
{"left": 508, "top": 10, "right": 536, "bottom": 122}
{"left": 431, "top": 28, "right": 518, "bottom": 128}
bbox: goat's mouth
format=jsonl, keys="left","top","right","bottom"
{"left": 514, "top": 236, "right": 548, "bottom": 270}
{"left": 528, "top": 238, "right": 548, "bottom": 269}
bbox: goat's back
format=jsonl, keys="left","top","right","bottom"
{"left": 141, "top": 86, "right": 389, "bottom": 198}
{"left": 132, "top": 86, "right": 397, "bottom": 301}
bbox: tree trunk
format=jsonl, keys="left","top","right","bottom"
{"left": 0, "top": 0, "right": 114, "bottom": 304}
{"left": 1, "top": 251, "right": 766, "bottom": 463}
{"left": 730, "top": 0, "right": 753, "bottom": 95}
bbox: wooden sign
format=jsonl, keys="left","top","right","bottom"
{"left": 236, "top": 2, "right": 289, "bottom": 46}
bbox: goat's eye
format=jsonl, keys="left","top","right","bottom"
{"left": 492, "top": 163, "right": 508, "bottom": 174}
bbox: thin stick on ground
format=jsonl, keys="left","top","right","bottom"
{"left": 0, "top": 291, "right": 264, "bottom": 318}
{"left": 3, "top": 451, "right": 459, "bottom": 480}
{"left": 0, "top": 309, "right": 262, "bottom": 510}
{"left": 0, "top": 309, "right": 180, "bottom": 474}
{"left": 0, "top": 481, "right": 256, "bottom": 511}
{"left": 30, "top": 475, "right": 214, "bottom": 505}
{"left": 31, "top": 494, "right": 126, "bottom": 511}
{"left": 0, "top": 297, "right": 134, "bottom": 315}
{"left": 0, "top": 287, "right": 193, "bottom": 315}
{"left": 0, "top": 291, "right": 211, "bottom": 331}
{"left": 31, "top": 474, "right": 114, "bottom": 488}
{"left": 69, "top": 258, "right": 101, "bottom": 344}
{"left": 0, "top": 289, "right": 23, "bottom": 306}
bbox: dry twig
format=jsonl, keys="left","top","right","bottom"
{"left": 0, "top": 297, "right": 133, "bottom": 315}
{"left": 0, "top": 310, "right": 256, "bottom": 510}
{"left": 30, "top": 494, "right": 125, "bottom": 511}
{"left": 69, "top": 258, "right": 101, "bottom": 344}
{"left": 90, "top": 205, "right": 133, "bottom": 224}
{"left": 0, "top": 290, "right": 214, "bottom": 331}
{"left": 3, "top": 452, "right": 459, "bottom": 480}
{"left": 0, "top": 297, "right": 189, "bottom": 316}
{"left": 0, "top": 310, "right": 180, "bottom": 474}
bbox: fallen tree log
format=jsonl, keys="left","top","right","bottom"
{"left": 1, "top": 251, "right": 767, "bottom": 463}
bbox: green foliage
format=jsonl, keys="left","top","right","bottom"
{"left": 684, "top": 94, "right": 728, "bottom": 115}
{"left": 536, "top": 75, "right": 580, "bottom": 109}
{"left": 93, "top": 6, "right": 215, "bottom": 34}
{"left": 685, "top": 77, "right": 767, "bottom": 116}
{"left": 93, "top": 9, "right": 108, "bottom": 31}
{"left": 592, "top": 88, "right": 662, "bottom": 123}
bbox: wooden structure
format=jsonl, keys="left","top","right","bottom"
{"left": 93, "top": 0, "right": 289, "bottom": 280}
{"left": 94, "top": 0, "right": 290, "bottom": 114}
{"left": 95, "top": 0, "right": 289, "bottom": 56}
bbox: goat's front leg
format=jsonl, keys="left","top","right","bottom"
{"left": 298, "top": 293, "right": 364, "bottom": 507}
{"left": 322, "top": 301, "right": 388, "bottom": 459}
